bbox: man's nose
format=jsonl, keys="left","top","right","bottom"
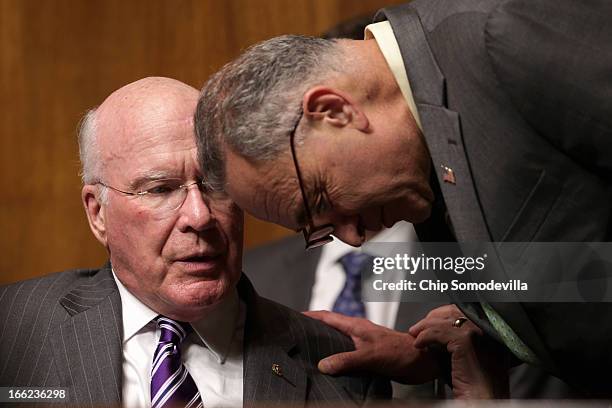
{"left": 176, "top": 185, "right": 215, "bottom": 232}
{"left": 328, "top": 214, "right": 365, "bottom": 247}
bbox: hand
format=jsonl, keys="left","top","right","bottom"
{"left": 409, "top": 305, "right": 509, "bottom": 399}
{"left": 304, "top": 310, "right": 438, "bottom": 384}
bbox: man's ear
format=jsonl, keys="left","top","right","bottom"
{"left": 302, "top": 86, "right": 369, "bottom": 130}
{"left": 82, "top": 184, "right": 108, "bottom": 247}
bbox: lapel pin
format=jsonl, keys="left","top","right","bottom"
{"left": 272, "top": 363, "right": 296, "bottom": 387}
{"left": 441, "top": 164, "right": 456, "bottom": 185}
{"left": 272, "top": 363, "right": 283, "bottom": 377}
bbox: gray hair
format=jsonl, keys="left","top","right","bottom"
{"left": 195, "top": 35, "right": 347, "bottom": 191}
{"left": 77, "top": 108, "right": 108, "bottom": 202}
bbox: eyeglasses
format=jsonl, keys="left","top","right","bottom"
{"left": 289, "top": 108, "right": 334, "bottom": 249}
{"left": 96, "top": 179, "right": 211, "bottom": 216}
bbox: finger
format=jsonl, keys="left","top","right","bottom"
{"left": 409, "top": 315, "right": 446, "bottom": 337}
{"left": 414, "top": 327, "right": 451, "bottom": 349}
{"left": 425, "top": 304, "right": 458, "bottom": 318}
{"left": 410, "top": 305, "right": 458, "bottom": 335}
{"left": 317, "top": 348, "right": 375, "bottom": 375}
{"left": 411, "top": 305, "right": 472, "bottom": 336}
{"left": 303, "top": 310, "right": 361, "bottom": 336}
{"left": 463, "top": 321, "right": 484, "bottom": 337}
{"left": 415, "top": 321, "right": 485, "bottom": 352}
{"left": 408, "top": 320, "right": 425, "bottom": 337}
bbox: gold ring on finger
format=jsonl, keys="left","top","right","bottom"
{"left": 452, "top": 317, "right": 468, "bottom": 328}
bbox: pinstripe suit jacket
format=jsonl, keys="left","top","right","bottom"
{"left": 0, "top": 264, "right": 390, "bottom": 406}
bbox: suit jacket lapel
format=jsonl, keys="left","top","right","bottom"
{"left": 376, "top": 6, "right": 497, "bottom": 340}
{"left": 50, "top": 264, "right": 123, "bottom": 406}
{"left": 376, "top": 5, "right": 491, "bottom": 242}
{"left": 239, "top": 275, "right": 307, "bottom": 407}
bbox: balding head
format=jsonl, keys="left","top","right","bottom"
{"left": 79, "top": 77, "right": 199, "bottom": 185}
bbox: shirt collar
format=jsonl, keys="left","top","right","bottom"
{"left": 189, "top": 288, "right": 241, "bottom": 364}
{"left": 112, "top": 270, "right": 241, "bottom": 364}
{"left": 113, "top": 270, "right": 158, "bottom": 343}
{"left": 364, "top": 20, "right": 423, "bottom": 131}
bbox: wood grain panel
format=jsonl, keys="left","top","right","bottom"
{"left": 0, "top": 0, "right": 405, "bottom": 284}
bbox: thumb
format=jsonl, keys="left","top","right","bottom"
{"left": 318, "top": 349, "right": 371, "bottom": 375}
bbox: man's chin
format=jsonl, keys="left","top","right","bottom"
{"left": 409, "top": 204, "right": 432, "bottom": 224}
{"left": 383, "top": 199, "right": 432, "bottom": 227}
{"left": 164, "top": 297, "right": 224, "bottom": 322}
{"left": 162, "top": 279, "right": 235, "bottom": 321}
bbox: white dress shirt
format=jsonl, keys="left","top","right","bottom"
{"left": 309, "top": 221, "right": 416, "bottom": 328}
{"left": 113, "top": 272, "right": 244, "bottom": 408}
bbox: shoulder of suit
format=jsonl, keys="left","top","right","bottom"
{"left": 0, "top": 267, "right": 107, "bottom": 312}
{"left": 263, "top": 298, "right": 392, "bottom": 399}
{"left": 2, "top": 267, "right": 102, "bottom": 290}
{"left": 242, "top": 281, "right": 392, "bottom": 399}
{"left": 383, "top": 0, "right": 502, "bottom": 32}
{"left": 258, "top": 295, "right": 354, "bottom": 354}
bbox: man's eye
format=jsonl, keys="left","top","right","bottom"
{"left": 314, "top": 196, "right": 330, "bottom": 214}
{"left": 146, "top": 185, "right": 174, "bottom": 195}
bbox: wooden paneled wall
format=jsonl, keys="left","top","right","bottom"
{"left": 0, "top": 0, "right": 404, "bottom": 285}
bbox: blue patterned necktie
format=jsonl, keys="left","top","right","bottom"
{"left": 151, "top": 316, "right": 203, "bottom": 408}
{"left": 332, "top": 252, "right": 373, "bottom": 318}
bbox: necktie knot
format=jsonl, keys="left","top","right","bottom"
{"left": 154, "top": 316, "right": 192, "bottom": 345}
{"left": 339, "top": 251, "right": 374, "bottom": 278}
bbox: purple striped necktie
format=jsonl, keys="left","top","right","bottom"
{"left": 151, "top": 316, "right": 203, "bottom": 408}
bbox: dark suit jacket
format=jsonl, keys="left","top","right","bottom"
{"left": 376, "top": 0, "right": 612, "bottom": 396}
{"left": 0, "top": 264, "right": 390, "bottom": 406}
{"left": 244, "top": 235, "right": 580, "bottom": 399}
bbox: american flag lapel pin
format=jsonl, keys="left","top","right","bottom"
{"left": 441, "top": 164, "right": 456, "bottom": 184}
{"left": 272, "top": 363, "right": 283, "bottom": 377}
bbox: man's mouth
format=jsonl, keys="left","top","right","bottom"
{"left": 174, "top": 252, "right": 224, "bottom": 273}
{"left": 178, "top": 254, "right": 220, "bottom": 262}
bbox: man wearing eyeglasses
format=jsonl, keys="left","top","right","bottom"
{"left": 0, "top": 77, "right": 390, "bottom": 406}
{"left": 194, "top": 0, "right": 612, "bottom": 398}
